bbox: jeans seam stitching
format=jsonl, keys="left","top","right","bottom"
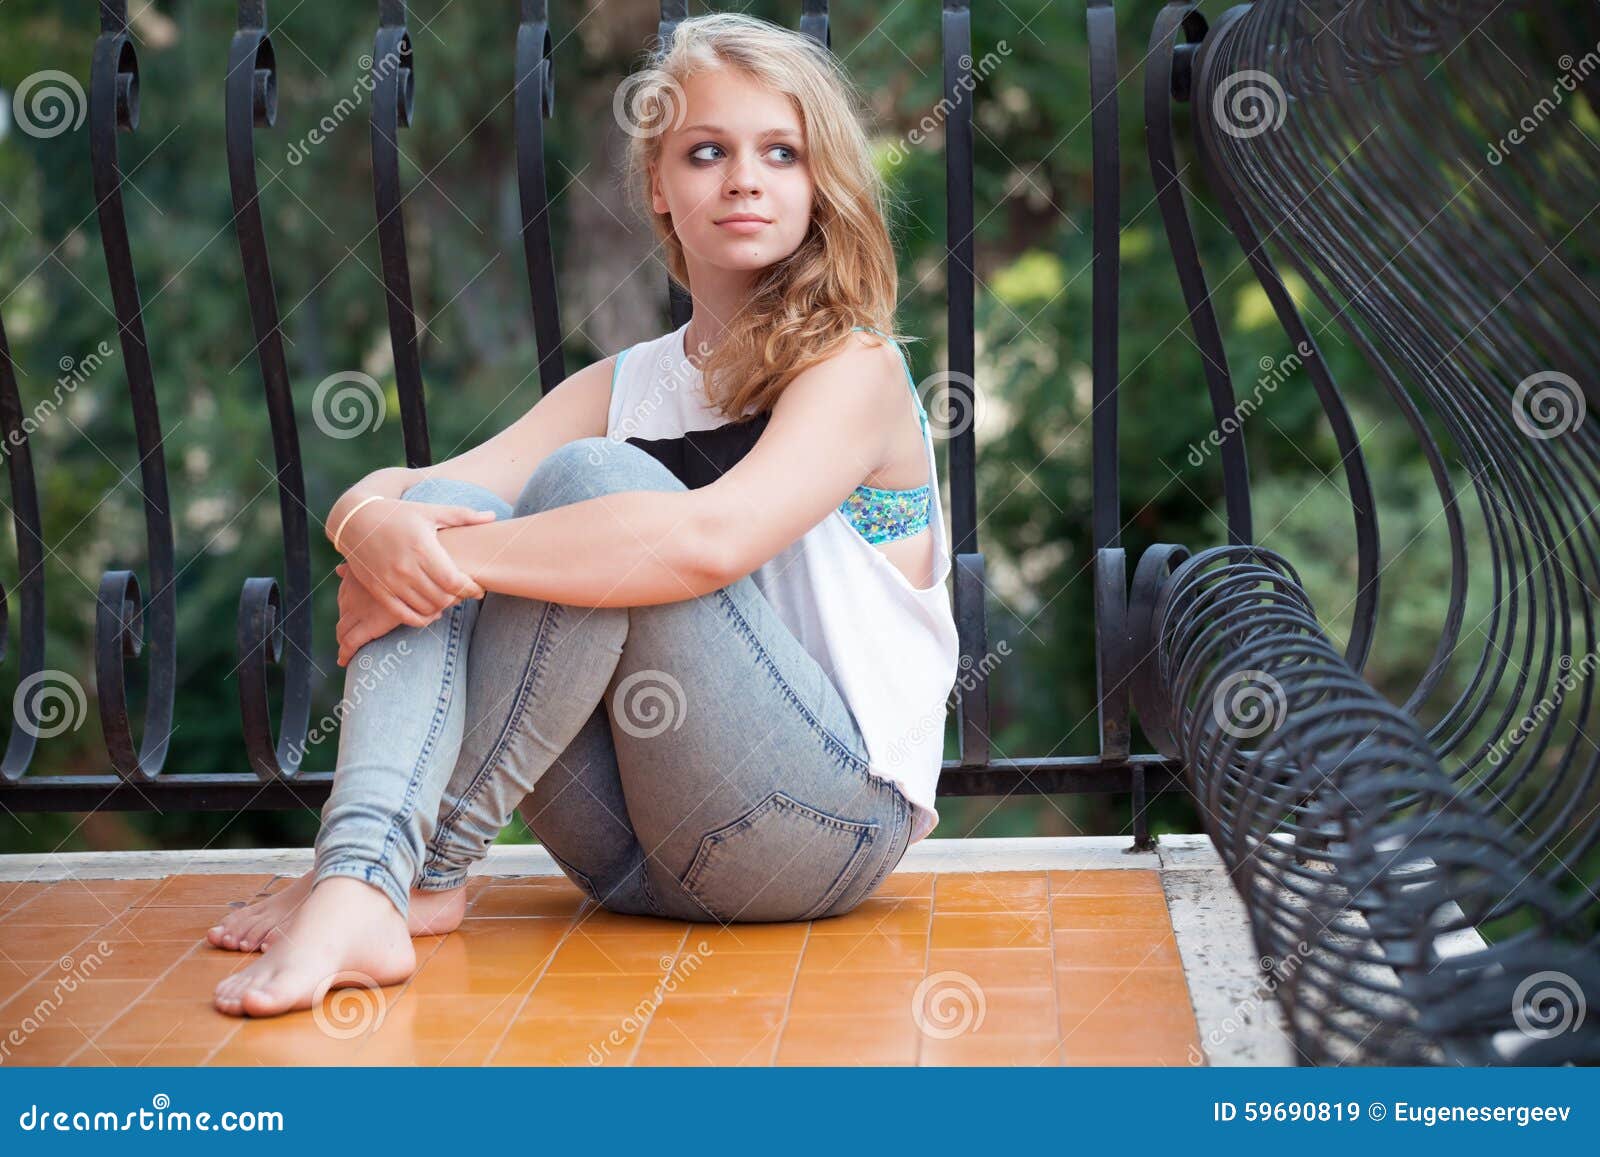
{"left": 714, "top": 588, "right": 870, "bottom": 773}
{"left": 374, "top": 604, "right": 465, "bottom": 884}
{"left": 425, "top": 600, "right": 560, "bottom": 869}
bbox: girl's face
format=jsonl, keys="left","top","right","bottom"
{"left": 650, "top": 68, "right": 815, "bottom": 281}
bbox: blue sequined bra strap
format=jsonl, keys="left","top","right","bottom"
{"left": 840, "top": 325, "right": 933, "bottom": 546}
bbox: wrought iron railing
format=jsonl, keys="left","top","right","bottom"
{"left": 0, "top": 0, "right": 1184, "bottom": 830}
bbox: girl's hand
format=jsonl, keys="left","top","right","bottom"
{"left": 335, "top": 563, "right": 411, "bottom": 667}
{"left": 334, "top": 497, "right": 495, "bottom": 626}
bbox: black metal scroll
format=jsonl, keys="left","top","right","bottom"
{"left": 0, "top": 311, "right": 49, "bottom": 784}
{"left": 89, "top": 0, "right": 178, "bottom": 783}
{"left": 515, "top": 0, "right": 565, "bottom": 395}
{"left": 370, "top": 0, "right": 430, "bottom": 466}
{"left": 226, "top": 0, "right": 313, "bottom": 781}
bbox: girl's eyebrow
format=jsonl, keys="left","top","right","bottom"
{"left": 679, "top": 123, "right": 801, "bottom": 138}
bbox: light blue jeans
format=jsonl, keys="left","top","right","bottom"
{"left": 312, "top": 437, "right": 913, "bottom": 923}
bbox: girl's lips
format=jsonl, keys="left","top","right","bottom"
{"left": 717, "top": 219, "right": 770, "bottom": 234}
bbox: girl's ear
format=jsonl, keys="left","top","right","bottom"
{"left": 649, "top": 160, "right": 667, "bottom": 217}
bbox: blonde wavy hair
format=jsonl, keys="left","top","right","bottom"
{"left": 620, "top": 11, "right": 911, "bottom": 420}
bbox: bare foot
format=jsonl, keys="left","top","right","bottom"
{"left": 213, "top": 876, "right": 416, "bottom": 1018}
{"left": 208, "top": 874, "right": 466, "bottom": 951}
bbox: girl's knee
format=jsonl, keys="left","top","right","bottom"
{"left": 513, "top": 436, "right": 683, "bottom": 518}
{"left": 400, "top": 476, "right": 513, "bottom": 519}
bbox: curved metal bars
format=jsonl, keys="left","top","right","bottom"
{"left": 0, "top": 310, "right": 49, "bottom": 784}
{"left": 226, "top": 0, "right": 313, "bottom": 781}
{"left": 88, "top": 0, "right": 178, "bottom": 783}
{"left": 1137, "top": 0, "right": 1600, "bottom": 1063}
{"left": 1139, "top": 544, "right": 1600, "bottom": 1064}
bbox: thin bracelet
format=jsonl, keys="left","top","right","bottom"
{"left": 331, "top": 494, "right": 386, "bottom": 554}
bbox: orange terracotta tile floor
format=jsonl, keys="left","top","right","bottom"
{"left": 0, "top": 868, "right": 1201, "bottom": 1066}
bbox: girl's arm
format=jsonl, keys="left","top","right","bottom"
{"left": 328, "top": 356, "right": 617, "bottom": 623}
{"left": 327, "top": 355, "right": 616, "bottom": 542}
{"left": 435, "top": 334, "right": 907, "bottom": 607}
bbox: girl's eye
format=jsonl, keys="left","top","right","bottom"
{"left": 689, "top": 143, "right": 801, "bottom": 164}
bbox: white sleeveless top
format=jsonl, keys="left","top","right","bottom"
{"left": 606, "top": 322, "right": 960, "bottom": 844}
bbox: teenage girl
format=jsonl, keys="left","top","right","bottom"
{"left": 208, "top": 12, "right": 959, "bottom": 1018}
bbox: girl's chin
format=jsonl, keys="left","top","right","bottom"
{"left": 688, "top": 241, "right": 797, "bottom": 272}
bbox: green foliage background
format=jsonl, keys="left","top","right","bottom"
{"left": 0, "top": 0, "right": 1475, "bottom": 856}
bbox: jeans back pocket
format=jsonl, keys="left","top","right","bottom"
{"left": 679, "top": 791, "right": 879, "bottom": 922}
